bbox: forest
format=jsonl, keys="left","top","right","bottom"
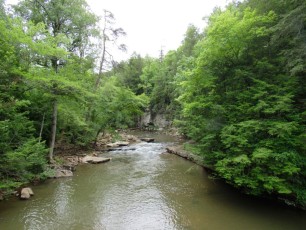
{"left": 0, "top": 0, "right": 305, "bottom": 208}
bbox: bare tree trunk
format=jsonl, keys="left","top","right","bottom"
{"left": 86, "top": 10, "right": 125, "bottom": 123}
{"left": 86, "top": 26, "right": 106, "bottom": 122}
{"left": 49, "top": 100, "right": 57, "bottom": 162}
{"left": 95, "top": 27, "right": 107, "bottom": 90}
{"left": 39, "top": 112, "right": 45, "bottom": 143}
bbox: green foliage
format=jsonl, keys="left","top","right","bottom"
{"left": 0, "top": 138, "right": 49, "bottom": 195}
{"left": 94, "top": 77, "right": 149, "bottom": 131}
{"left": 114, "top": 53, "right": 145, "bottom": 95}
{"left": 0, "top": 0, "right": 305, "bottom": 209}
{"left": 111, "top": 24, "right": 203, "bottom": 121}
{"left": 177, "top": 1, "right": 306, "bottom": 207}
{"left": 5, "top": 139, "right": 48, "bottom": 178}
{"left": 0, "top": 0, "right": 98, "bottom": 193}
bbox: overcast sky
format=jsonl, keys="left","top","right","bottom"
{"left": 6, "top": 0, "right": 229, "bottom": 61}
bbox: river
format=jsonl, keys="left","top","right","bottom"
{"left": 0, "top": 132, "right": 305, "bottom": 230}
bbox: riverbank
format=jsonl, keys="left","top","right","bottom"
{"left": 0, "top": 131, "right": 144, "bottom": 201}
{"left": 166, "top": 145, "right": 212, "bottom": 169}
{"left": 1, "top": 131, "right": 305, "bottom": 230}
{"left": 1, "top": 129, "right": 206, "bottom": 197}
{"left": 2, "top": 129, "right": 304, "bottom": 210}
{"left": 48, "top": 132, "right": 142, "bottom": 178}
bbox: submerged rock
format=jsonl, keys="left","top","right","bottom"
{"left": 20, "top": 187, "right": 34, "bottom": 200}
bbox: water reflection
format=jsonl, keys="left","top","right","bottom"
{"left": 0, "top": 135, "right": 305, "bottom": 230}
{"left": 91, "top": 142, "right": 179, "bottom": 230}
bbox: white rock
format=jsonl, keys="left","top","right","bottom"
{"left": 20, "top": 187, "right": 34, "bottom": 200}
{"left": 115, "top": 141, "right": 129, "bottom": 146}
{"left": 106, "top": 143, "right": 119, "bottom": 148}
{"left": 82, "top": 155, "right": 111, "bottom": 164}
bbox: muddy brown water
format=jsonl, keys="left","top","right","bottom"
{"left": 0, "top": 132, "right": 305, "bottom": 230}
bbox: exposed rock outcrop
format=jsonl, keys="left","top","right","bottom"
{"left": 139, "top": 111, "right": 171, "bottom": 130}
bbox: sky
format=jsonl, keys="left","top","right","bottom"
{"left": 6, "top": 0, "right": 229, "bottom": 61}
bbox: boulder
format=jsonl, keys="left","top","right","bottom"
{"left": 91, "top": 157, "right": 111, "bottom": 164}
{"left": 20, "top": 187, "right": 34, "bottom": 200}
{"left": 106, "top": 143, "right": 119, "bottom": 148}
{"left": 116, "top": 141, "right": 129, "bottom": 146}
{"left": 107, "top": 141, "right": 129, "bottom": 148}
{"left": 140, "top": 138, "right": 155, "bottom": 143}
{"left": 82, "top": 155, "right": 111, "bottom": 164}
{"left": 55, "top": 169, "right": 73, "bottom": 178}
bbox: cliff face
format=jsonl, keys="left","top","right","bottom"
{"left": 139, "top": 111, "right": 171, "bottom": 130}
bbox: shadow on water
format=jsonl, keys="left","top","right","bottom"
{"left": 0, "top": 132, "right": 305, "bottom": 230}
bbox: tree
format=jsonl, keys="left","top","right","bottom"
{"left": 14, "top": 0, "right": 98, "bottom": 162}
{"left": 114, "top": 53, "right": 145, "bottom": 95}
{"left": 95, "top": 9, "right": 126, "bottom": 89}
{"left": 177, "top": 2, "right": 305, "bottom": 207}
{"left": 178, "top": 24, "right": 202, "bottom": 57}
{"left": 0, "top": 3, "right": 49, "bottom": 194}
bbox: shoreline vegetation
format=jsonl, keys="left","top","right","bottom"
{"left": 1, "top": 129, "right": 304, "bottom": 210}
{"left": 1, "top": 0, "right": 305, "bottom": 211}
{"left": 0, "top": 131, "right": 140, "bottom": 200}
{"left": 166, "top": 142, "right": 306, "bottom": 211}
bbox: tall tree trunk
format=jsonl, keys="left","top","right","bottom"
{"left": 86, "top": 28, "right": 106, "bottom": 122}
{"left": 95, "top": 29, "right": 106, "bottom": 90}
{"left": 38, "top": 112, "right": 45, "bottom": 143}
{"left": 49, "top": 99, "right": 57, "bottom": 162}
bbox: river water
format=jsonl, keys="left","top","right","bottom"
{"left": 0, "top": 132, "right": 305, "bottom": 230}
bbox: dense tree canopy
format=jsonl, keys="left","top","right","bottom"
{"left": 0, "top": 0, "right": 146, "bottom": 196}
{"left": 107, "top": 0, "right": 305, "bottom": 208}
{"left": 0, "top": 0, "right": 304, "bottom": 208}
{"left": 176, "top": 0, "right": 305, "bottom": 207}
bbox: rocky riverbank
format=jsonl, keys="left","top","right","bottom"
{"left": 51, "top": 132, "right": 141, "bottom": 178}
{"left": 9, "top": 130, "right": 204, "bottom": 201}
{"left": 166, "top": 145, "right": 213, "bottom": 170}
{"left": 11, "top": 131, "right": 147, "bottom": 200}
